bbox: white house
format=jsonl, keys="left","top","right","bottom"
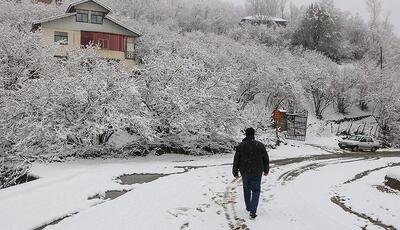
{"left": 32, "top": 0, "right": 141, "bottom": 69}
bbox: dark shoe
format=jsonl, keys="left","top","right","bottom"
{"left": 250, "top": 213, "right": 257, "bottom": 219}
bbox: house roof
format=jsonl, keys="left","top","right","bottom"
{"left": 32, "top": 12, "right": 77, "bottom": 26}
{"left": 105, "top": 15, "right": 142, "bottom": 37}
{"left": 32, "top": 0, "right": 141, "bottom": 37}
{"left": 66, "top": 0, "right": 111, "bottom": 13}
{"left": 242, "top": 15, "right": 287, "bottom": 22}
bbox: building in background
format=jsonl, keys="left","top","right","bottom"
{"left": 240, "top": 15, "right": 288, "bottom": 28}
{"left": 34, "top": 0, "right": 63, "bottom": 5}
{"left": 32, "top": 0, "right": 141, "bottom": 70}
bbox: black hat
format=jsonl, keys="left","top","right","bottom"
{"left": 245, "top": 128, "right": 255, "bottom": 136}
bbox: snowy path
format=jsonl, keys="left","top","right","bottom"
{"left": 244, "top": 155, "right": 400, "bottom": 230}
{"left": 1, "top": 150, "right": 400, "bottom": 230}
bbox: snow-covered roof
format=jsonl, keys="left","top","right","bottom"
{"left": 66, "top": 0, "right": 111, "bottom": 13}
{"left": 242, "top": 15, "right": 287, "bottom": 22}
{"left": 32, "top": 1, "right": 141, "bottom": 37}
{"left": 105, "top": 15, "right": 142, "bottom": 37}
{"left": 33, "top": 12, "right": 77, "bottom": 25}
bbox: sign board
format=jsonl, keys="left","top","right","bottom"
{"left": 273, "top": 110, "right": 281, "bottom": 122}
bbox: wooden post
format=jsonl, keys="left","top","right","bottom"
{"left": 336, "top": 123, "right": 341, "bottom": 135}
{"left": 380, "top": 46, "right": 383, "bottom": 70}
{"left": 374, "top": 126, "right": 379, "bottom": 138}
{"left": 348, "top": 121, "right": 353, "bottom": 135}
{"left": 361, "top": 122, "right": 366, "bottom": 134}
{"left": 355, "top": 125, "right": 361, "bottom": 134}
{"left": 275, "top": 121, "right": 280, "bottom": 146}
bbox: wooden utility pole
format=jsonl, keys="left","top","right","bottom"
{"left": 380, "top": 46, "right": 383, "bottom": 70}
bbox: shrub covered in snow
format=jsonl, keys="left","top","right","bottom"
{"left": 0, "top": 158, "right": 31, "bottom": 189}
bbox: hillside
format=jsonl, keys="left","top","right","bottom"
{"left": 0, "top": 0, "right": 400, "bottom": 188}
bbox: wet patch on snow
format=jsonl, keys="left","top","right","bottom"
{"left": 344, "top": 162, "right": 400, "bottom": 184}
{"left": 33, "top": 212, "right": 78, "bottom": 230}
{"left": 330, "top": 196, "right": 396, "bottom": 230}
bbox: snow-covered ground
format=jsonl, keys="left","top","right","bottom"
{"left": 1, "top": 140, "right": 400, "bottom": 230}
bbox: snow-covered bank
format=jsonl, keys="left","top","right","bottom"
{"left": 386, "top": 170, "right": 400, "bottom": 181}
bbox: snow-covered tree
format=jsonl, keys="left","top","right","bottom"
{"left": 292, "top": 3, "right": 344, "bottom": 61}
{"left": 246, "top": 0, "right": 279, "bottom": 16}
{"left": 365, "top": 0, "right": 382, "bottom": 28}
{"left": 332, "top": 67, "right": 359, "bottom": 114}
{"left": 279, "top": 0, "right": 288, "bottom": 18}
{"left": 1, "top": 46, "right": 152, "bottom": 159}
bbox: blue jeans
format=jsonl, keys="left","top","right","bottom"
{"left": 242, "top": 175, "right": 262, "bottom": 214}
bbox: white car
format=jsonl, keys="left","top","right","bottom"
{"left": 338, "top": 135, "right": 381, "bottom": 152}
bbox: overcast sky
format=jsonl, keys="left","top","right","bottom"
{"left": 225, "top": 0, "right": 400, "bottom": 35}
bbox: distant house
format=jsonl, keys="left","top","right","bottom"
{"left": 36, "top": 0, "right": 53, "bottom": 4}
{"left": 35, "top": 0, "right": 62, "bottom": 4}
{"left": 240, "top": 15, "right": 288, "bottom": 28}
{"left": 32, "top": 0, "right": 141, "bottom": 69}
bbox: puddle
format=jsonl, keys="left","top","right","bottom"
{"left": 117, "top": 173, "right": 167, "bottom": 185}
{"left": 87, "top": 174, "right": 170, "bottom": 201}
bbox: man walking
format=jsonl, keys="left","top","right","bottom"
{"left": 232, "top": 128, "right": 270, "bottom": 219}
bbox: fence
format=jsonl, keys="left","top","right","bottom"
{"left": 286, "top": 112, "right": 308, "bottom": 141}
{"left": 334, "top": 121, "right": 380, "bottom": 138}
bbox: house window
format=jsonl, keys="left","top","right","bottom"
{"left": 54, "top": 31, "right": 68, "bottom": 45}
{"left": 76, "top": 9, "right": 89, "bottom": 23}
{"left": 91, "top": 11, "right": 104, "bottom": 24}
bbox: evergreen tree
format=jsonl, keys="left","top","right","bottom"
{"left": 292, "top": 3, "right": 343, "bottom": 61}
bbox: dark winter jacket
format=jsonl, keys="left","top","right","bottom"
{"left": 232, "top": 136, "right": 270, "bottom": 177}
